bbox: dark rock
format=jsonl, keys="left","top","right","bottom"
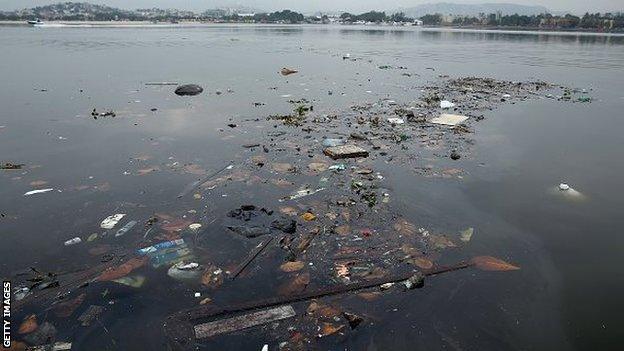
{"left": 343, "top": 312, "right": 364, "bottom": 329}
{"left": 174, "top": 84, "right": 203, "bottom": 96}
{"left": 450, "top": 151, "right": 461, "bottom": 160}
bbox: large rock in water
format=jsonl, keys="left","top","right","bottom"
{"left": 174, "top": 84, "right": 203, "bottom": 96}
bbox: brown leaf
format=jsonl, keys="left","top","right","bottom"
{"left": 428, "top": 235, "right": 456, "bottom": 250}
{"left": 18, "top": 315, "right": 37, "bottom": 334}
{"left": 201, "top": 265, "right": 224, "bottom": 289}
{"left": 199, "top": 297, "right": 212, "bottom": 305}
{"left": 393, "top": 219, "right": 416, "bottom": 236}
{"left": 471, "top": 256, "right": 520, "bottom": 271}
{"left": 301, "top": 212, "right": 316, "bottom": 221}
{"left": 307, "top": 162, "right": 328, "bottom": 173}
{"left": 307, "top": 301, "right": 341, "bottom": 318}
{"left": 281, "top": 67, "right": 298, "bottom": 76}
{"left": 358, "top": 292, "right": 381, "bottom": 301}
{"left": 54, "top": 293, "right": 86, "bottom": 318}
{"left": 272, "top": 162, "right": 294, "bottom": 173}
{"left": 280, "top": 261, "right": 305, "bottom": 272}
{"left": 334, "top": 263, "right": 349, "bottom": 278}
{"left": 319, "top": 322, "right": 345, "bottom": 337}
{"left": 97, "top": 257, "right": 147, "bottom": 281}
{"left": 412, "top": 257, "right": 434, "bottom": 270}
{"left": 29, "top": 180, "right": 48, "bottom": 187}
{"left": 251, "top": 155, "right": 267, "bottom": 165}
{"left": 278, "top": 272, "right": 310, "bottom": 296}
{"left": 334, "top": 225, "right": 351, "bottom": 236}
{"left": 400, "top": 244, "right": 420, "bottom": 256}
{"left": 137, "top": 166, "right": 160, "bottom": 175}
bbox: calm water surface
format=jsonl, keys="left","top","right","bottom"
{"left": 1, "top": 25, "right": 623, "bottom": 350}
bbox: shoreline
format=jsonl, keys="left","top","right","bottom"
{"left": 0, "top": 20, "right": 622, "bottom": 35}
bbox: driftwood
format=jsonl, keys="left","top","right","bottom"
{"left": 164, "top": 261, "right": 472, "bottom": 349}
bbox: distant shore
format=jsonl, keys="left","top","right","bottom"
{"left": 1, "top": 20, "right": 622, "bottom": 34}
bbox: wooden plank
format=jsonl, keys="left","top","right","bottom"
{"left": 194, "top": 305, "right": 296, "bottom": 339}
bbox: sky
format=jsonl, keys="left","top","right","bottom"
{"left": 1, "top": 0, "right": 621, "bottom": 14}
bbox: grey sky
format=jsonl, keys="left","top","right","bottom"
{"left": 1, "top": 0, "right": 621, "bottom": 14}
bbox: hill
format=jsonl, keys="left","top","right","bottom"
{"left": 398, "top": 2, "right": 550, "bottom": 17}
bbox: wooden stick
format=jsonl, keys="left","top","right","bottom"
{"left": 229, "top": 236, "right": 274, "bottom": 280}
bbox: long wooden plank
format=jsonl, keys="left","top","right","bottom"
{"left": 194, "top": 305, "right": 296, "bottom": 339}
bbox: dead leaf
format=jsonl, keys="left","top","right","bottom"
{"left": 307, "top": 301, "right": 341, "bottom": 318}
{"left": 18, "top": 315, "right": 37, "bottom": 334}
{"left": 301, "top": 212, "right": 316, "bottom": 221}
{"left": 335, "top": 263, "right": 349, "bottom": 278}
{"left": 334, "top": 225, "right": 351, "bottom": 236}
{"left": 272, "top": 163, "right": 294, "bottom": 173}
{"left": 54, "top": 293, "right": 86, "bottom": 318}
{"left": 400, "top": 244, "right": 421, "bottom": 256}
{"left": 394, "top": 219, "right": 416, "bottom": 236}
{"left": 137, "top": 166, "right": 160, "bottom": 175}
{"left": 471, "top": 256, "right": 520, "bottom": 271}
{"left": 29, "top": 180, "right": 48, "bottom": 187}
{"left": 280, "top": 261, "right": 305, "bottom": 272}
{"left": 97, "top": 257, "right": 147, "bottom": 281}
{"left": 201, "top": 265, "right": 224, "bottom": 289}
{"left": 308, "top": 162, "right": 328, "bottom": 173}
{"left": 278, "top": 272, "right": 310, "bottom": 296}
{"left": 319, "top": 322, "right": 345, "bottom": 337}
{"left": 358, "top": 292, "right": 380, "bottom": 301}
{"left": 428, "top": 235, "right": 456, "bottom": 250}
{"left": 251, "top": 155, "right": 266, "bottom": 165}
{"left": 412, "top": 257, "right": 434, "bottom": 270}
{"left": 281, "top": 67, "right": 298, "bottom": 76}
{"left": 199, "top": 297, "right": 212, "bottom": 305}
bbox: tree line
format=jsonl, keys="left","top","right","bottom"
{"left": 423, "top": 12, "right": 624, "bottom": 30}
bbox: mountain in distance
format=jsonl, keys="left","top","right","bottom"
{"left": 397, "top": 2, "right": 550, "bottom": 17}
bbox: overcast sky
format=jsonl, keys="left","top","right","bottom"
{"left": 1, "top": 0, "right": 621, "bottom": 14}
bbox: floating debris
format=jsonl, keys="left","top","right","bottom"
{"left": 280, "top": 68, "right": 298, "bottom": 76}
{"left": 194, "top": 305, "right": 296, "bottom": 339}
{"left": 24, "top": 188, "right": 54, "bottom": 196}
{"left": 100, "top": 214, "right": 126, "bottom": 229}
{"left": 174, "top": 84, "right": 203, "bottom": 96}
{"left": 430, "top": 114, "right": 468, "bottom": 126}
